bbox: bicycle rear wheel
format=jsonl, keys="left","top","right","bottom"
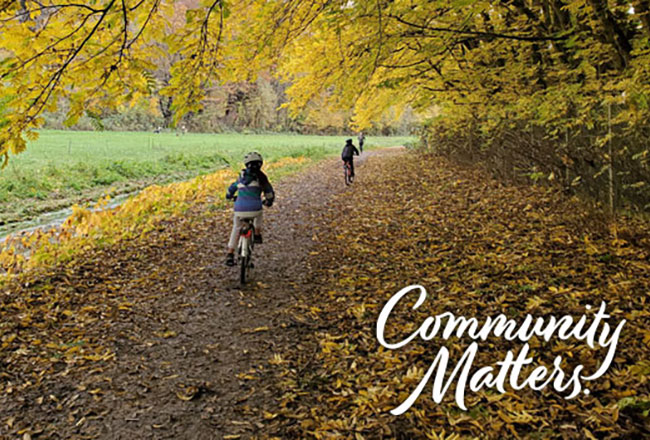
{"left": 344, "top": 165, "right": 352, "bottom": 186}
{"left": 238, "top": 236, "right": 250, "bottom": 284}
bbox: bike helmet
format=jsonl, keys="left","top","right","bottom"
{"left": 244, "top": 151, "right": 263, "bottom": 167}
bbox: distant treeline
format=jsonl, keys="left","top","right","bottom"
{"left": 43, "top": 76, "right": 416, "bottom": 137}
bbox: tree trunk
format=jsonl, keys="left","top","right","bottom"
{"left": 586, "top": 0, "right": 633, "bottom": 68}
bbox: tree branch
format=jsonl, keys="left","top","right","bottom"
{"left": 23, "top": 0, "right": 117, "bottom": 124}
{"left": 387, "top": 13, "right": 568, "bottom": 42}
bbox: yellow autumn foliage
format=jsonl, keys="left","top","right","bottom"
{"left": 0, "top": 156, "right": 311, "bottom": 278}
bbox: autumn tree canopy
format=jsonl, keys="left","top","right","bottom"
{"left": 1, "top": 0, "right": 649, "bottom": 169}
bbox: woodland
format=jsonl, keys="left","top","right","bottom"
{"left": 1, "top": 0, "right": 650, "bottom": 209}
{"left": 0, "top": 0, "right": 649, "bottom": 439}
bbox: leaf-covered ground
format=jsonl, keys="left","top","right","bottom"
{"left": 1, "top": 148, "right": 649, "bottom": 439}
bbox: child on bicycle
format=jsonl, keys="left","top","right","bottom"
{"left": 341, "top": 138, "right": 360, "bottom": 177}
{"left": 224, "top": 152, "right": 275, "bottom": 266}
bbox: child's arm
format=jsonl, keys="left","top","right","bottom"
{"left": 225, "top": 180, "right": 238, "bottom": 199}
{"left": 259, "top": 172, "right": 275, "bottom": 205}
{"left": 353, "top": 145, "right": 360, "bottom": 156}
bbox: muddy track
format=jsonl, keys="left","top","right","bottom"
{"left": 0, "top": 148, "right": 404, "bottom": 440}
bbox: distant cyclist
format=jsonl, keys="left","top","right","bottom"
{"left": 224, "top": 152, "right": 275, "bottom": 266}
{"left": 357, "top": 132, "right": 365, "bottom": 153}
{"left": 341, "top": 138, "right": 360, "bottom": 178}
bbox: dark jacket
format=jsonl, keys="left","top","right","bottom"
{"left": 341, "top": 142, "right": 360, "bottom": 160}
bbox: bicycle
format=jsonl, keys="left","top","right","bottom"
{"left": 229, "top": 197, "right": 270, "bottom": 284}
{"left": 343, "top": 160, "right": 354, "bottom": 186}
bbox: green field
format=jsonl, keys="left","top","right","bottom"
{"left": 1, "top": 130, "right": 413, "bottom": 225}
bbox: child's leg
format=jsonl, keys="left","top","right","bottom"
{"left": 228, "top": 211, "right": 264, "bottom": 248}
{"left": 227, "top": 214, "right": 240, "bottom": 252}
{"left": 253, "top": 211, "right": 263, "bottom": 235}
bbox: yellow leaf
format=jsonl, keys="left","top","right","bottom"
{"left": 263, "top": 411, "right": 277, "bottom": 420}
{"left": 176, "top": 386, "right": 199, "bottom": 401}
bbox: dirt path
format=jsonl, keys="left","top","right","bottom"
{"left": 3, "top": 147, "right": 648, "bottom": 440}
{"left": 0, "top": 148, "right": 403, "bottom": 439}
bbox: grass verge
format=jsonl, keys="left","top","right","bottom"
{"left": 1, "top": 131, "right": 413, "bottom": 224}
{"left": 0, "top": 155, "right": 314, "bottom": 281}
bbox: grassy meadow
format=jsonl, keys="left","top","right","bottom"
{"left": 1, "top": 130, "right": 413, "bottom": 225}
